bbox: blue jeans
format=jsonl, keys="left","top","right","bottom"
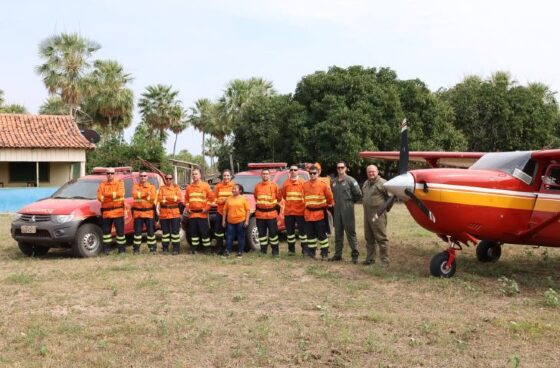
{"left": 226, "top": 222, "right": 245, "bottom": 253}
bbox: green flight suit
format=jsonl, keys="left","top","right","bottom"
{"left": 331, "top": 174, "right": 362, "bottom": 259}
{"left": 362, "top": 176, "right": 390, "bottom": 263}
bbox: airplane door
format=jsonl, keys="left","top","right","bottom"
{"left": 529, "top": 165, "right": 560, "bottom": 243}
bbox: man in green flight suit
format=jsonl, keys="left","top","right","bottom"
{"left": 329, "top": 161, "right": 362, "bottom": 263}
{"left": 362, "top": 164, "right": 391, "bottom": 265}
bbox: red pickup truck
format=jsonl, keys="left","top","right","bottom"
{"left": 11, "top": 167, "right": 163, "bottom": 257}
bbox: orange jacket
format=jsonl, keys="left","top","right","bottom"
{"left": 97, "top": 179, "right": 125, "bottom": 219}
{"left": 223, "top": 195, "right": 250, "bottom": 224}
{"left": 254, "top": 181, "right": 282, "bottom": 220}
{"left": 185, "top": 181, "right": 214, "bottom": 219}
{"left": 158, "top": 184, "right": 183, "bottom": 220}
{"left": 132, "top": 182, "right": 157, "bottom": 219}
{"left": 319, "top": 176, "right": 331, "bottom": 187}
{"left": 303, "top": 179, "right": 333, "bottom": 222}
{"left": 282, "top": 177, "right": 306, "bottom": 216}
{"left": 214, "top": 181, "right": 235, "bottom": 215}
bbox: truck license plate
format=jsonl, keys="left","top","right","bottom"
{"left": 21, "top": 225, "right": 36, "bottom": 234}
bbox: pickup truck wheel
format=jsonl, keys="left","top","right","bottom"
{"left": 245, "top": 217, "right": 260, "bottom": 251}
{"left": 18, "top": 242, "right": 49, "bottom": 257}
{"left": 73, "top": 223, "right": 103, "bottom": 258}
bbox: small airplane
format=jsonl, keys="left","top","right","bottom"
{"left": 360, "top": 119, "right": 560, "bottom": 277}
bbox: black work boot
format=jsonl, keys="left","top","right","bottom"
{"left": 149, "top": 245, "right": 156, "bottom": 254}
{"left": 216, "top": 238, "right": 224, "bottom": 254}
{"left": 133, "top": 245, "right": 140, "bottom": 255}
{"left": 288, "top": 243, "right": 296, "bottom": 254}
{"left": 271, "top": 245, "right": 279, "bottom": 257}
{"left": 351, "top": 249, "right": 359, "bottom": 264}
{"left": 307, "top": 248, "right": 317, "bottom": 259}
{"left": 172, "top": 243, "right": 180, "bottom": 255}
{"left": 260, "top": 245, "right": 268, "bottom": 255}
{"left": 118, "top": 245, "right": 126, "bottom": 254}
{"left": 328, "top": 255, "right": 342, "bottom": 262}
{"left": 320, "top": 248, "right": 329, "bottom": 261}
{"left": 301, "top": 244, "right": 308, "bottom": 256}
{"left": 102, "top": 244, "right": 111, "bottom": 255}
{"left": 162, "top": 244, "right": 169, "bottom": 254}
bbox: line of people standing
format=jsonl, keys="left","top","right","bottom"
{"left": 97, "top": 163, "right": 391, "bottom": 265}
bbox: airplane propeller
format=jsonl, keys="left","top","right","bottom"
{"left": 373, "top": 119, "right": 436, "bottom": 223}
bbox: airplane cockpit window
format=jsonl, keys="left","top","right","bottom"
{"left": 470, "top": 151, "right": 537, "bottom": 184}
{"left": 543, "top": 167, "right": 560, "bottom": 190}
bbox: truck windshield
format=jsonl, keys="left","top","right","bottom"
{"left": 470, "top": 151, "right": 537, "bottom": 184}
{"left": 232, "top": 175, "right": 262, "bottom": 194}
{"left": 51, "top": 179, "right": 101, "bottom": 200}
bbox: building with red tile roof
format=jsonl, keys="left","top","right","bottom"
{"left": 0, "top": 114, "right": 96, "bottom": 187}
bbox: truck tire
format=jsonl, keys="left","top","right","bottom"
{"left": 246, "top": 217, "right": 260, "bottom": 251}
{"left": 73, "top": 223, "right": 103, "bottom": 258}
{"left": 18, "top": 242, "right": 49, "bottom": 257}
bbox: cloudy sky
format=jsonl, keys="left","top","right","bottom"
{"left": 2, "top": 0, "right": 559, "bottom": 155}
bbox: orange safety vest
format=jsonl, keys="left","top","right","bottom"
{"left": 254, "top": 181, "right": 282, "bottom": 220}
{"left": 97, "top": 179, "right": 125, "bottom": 219}
{"left": 303, "top": 179, "right": 333, "bottom": 222}
{"left": 223, "top": 195, "right": 250, "bottom": 224}
{"left": 158, "top": 184, "right": 183, "bottom": 220}
{"left": 132, "top": 182, "right": 157, "bottom": 219}
{"left": 282, "top": 177, "right": 305, "bottom": 216}
{"left": 185, "top": 181, "right": 214, "bottom": 219}
{"left": 214, "top": 181, "right": 235, "bottom": 215}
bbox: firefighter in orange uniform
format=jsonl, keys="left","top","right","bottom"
{"left": 303, "top": 165, "right": 334, "bottom": 260}
{"left": 315, "top": 162, "right": 332, "bottom": 235}
{"left": 158, "top": 174, "right": 184, "bottom": 255}
{"left": 213, "top": 169, "right": 235, "bottom": 254}
{"left": 254, "top": 168, "right": 283, "bottom": 256}
{"left": 281, "top": 165, "right": 307, "bottom": 255}
{"left": 97, "top": 168, "right": 126, "bottom": 254}
{"left": 185, "top": 168, "right": 214, "bottom": 253}
{"left": 131, "top": 172, "right": 157, "bottom": 254}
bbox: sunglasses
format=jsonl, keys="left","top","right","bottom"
{"left": 165, "top": 177, "right": 173, "bottom": 180}
{"left": 140, "top": 175, "right": 147, "bottom": 177}
{"left": 106, "top": 173, "right": 114, "bottom": 175}
{"left": 337, "top": 166, "right": 345, "bottom": 169}
{"left": 309, "top": 172, "right": 318, "bottom": 175}
{"left": 289, "top": 169, "right": 297, "bottom": 172}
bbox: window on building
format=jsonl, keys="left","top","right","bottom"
{"left": 9, "top": 162, "right": 50, "bottom": 183}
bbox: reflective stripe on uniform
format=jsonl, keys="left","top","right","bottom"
{"left": 307, "top": 238, "right": 317, "bottom": 248}
{"left": 269, "top": 235, "right": 279, "bottom": 245}
{"left": 319, "top": 238, "right": 329, "bottom": 249}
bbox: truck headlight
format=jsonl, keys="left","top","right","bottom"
{"left": 12, "top": 213, "right": 22, "bottom": 221}
{"left": 52, "top": 214, "right": 74, "bottom": 224}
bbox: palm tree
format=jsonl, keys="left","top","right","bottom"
{"left": 83, "top": 60, "right": 134, "bottom": 133}
{"left": 138, "top": 84, "right": 183, "bottom": 142}
{"left": 169, "top": 116, "right": 189, "bottom": 158}
{"left": 0, "top": 89, "right": 4, "bottom": 106}
{"left": 36, "top": 33, "right": 100, "bottom": 118}
{"left": 0, "top": 104, "right": 27, "bottom": 113}
{"left": 188, "top": 98, "right": 217, "bottom": 165}
{"left": 39, "top": 96, "right": 70, "bottom": 115}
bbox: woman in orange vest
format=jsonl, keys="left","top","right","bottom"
{"left": 282, "top": 165, "right": 307, "bottom": 255}
{"left": 222, "top": 183, "right": 250, "bottom": 257}
{"left": 185, "top": 168, "right": 214, "bottom": 254}
{"left": 97, "top": 168, "right": 126, "bottom": 254}
{"left": 213, "top": 169, "right": 235, "bottom": 254}
{"left": 158, "top": 174, "right": 184, "bottom": 255}
{"left": 254, "top": 168, "right": 283, "bottom": 256}
{"left": 132, "top": 172, "right": 157, "bottom": 254}
{"left": 303, "top": 165, "right": 334, "bottom": 260}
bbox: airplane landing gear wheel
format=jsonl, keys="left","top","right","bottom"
{"left": 430, "top": 251, "right": 456, "bottom": 278}
{"left": 476, "top": 241, "right": 501, "bottom": 262}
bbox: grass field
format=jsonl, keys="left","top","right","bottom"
{"left": 1, "top": 204, "right": 560, "bottom": 367}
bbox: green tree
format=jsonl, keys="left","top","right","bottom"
{"left": 188, "top": 98, "right": 217, "bottom": 165}
{"left": 439, "top": 72, "right": 560, "bottom": 151}
{"left": 36, "top": 33, "right": 100, "bottom": 117}
{"left": 83, "top": 60, "right": 134, "bottom": 134}
{"left": 0, "top": 89, "right": 28, "bottom": 113}
{"left": 169, "top": 117, "right": 188, "bottom": 158}
{"left": 138, "top": 84, "right": 183, "bottom": 142}
{"left": 39, "top": 96, "right": 70, "bottom": 115}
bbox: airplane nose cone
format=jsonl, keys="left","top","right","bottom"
{"left": 384, "top": 173, "right": 414, "bottom": 200}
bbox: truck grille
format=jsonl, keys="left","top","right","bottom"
{"left": 20, "top": 214, "right": 51, "bottom": 222}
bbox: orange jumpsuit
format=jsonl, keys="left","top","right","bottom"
{"left": 132, "top": 182, "right": 157, "bottom": 219}
{"left": 282, "top": 177, "right": 307, "bottom": 252}
{"left": 184, "top": 181, "right": 213, "bottom": 219}
{"left": 158, "top": 184, "right": 183, "bottom": 220}
{"left": 303, "top": 180, "right": 333, "bottom": 252}
{"left": 254, "top": 181, "right": 282, "bottom": 220}
{"left": 213, "top": 180, "right": 235, "bottom": 246}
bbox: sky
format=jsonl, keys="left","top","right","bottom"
{"left": 2, "top": 0, "right": 559, "bottom": 156}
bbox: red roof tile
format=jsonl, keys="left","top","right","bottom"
{"left": 0, "top": 114, "right": 95, "bottom": 149}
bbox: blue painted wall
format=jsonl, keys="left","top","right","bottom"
{"left": 0, "top": 187, "right": 57, "bottom": 213}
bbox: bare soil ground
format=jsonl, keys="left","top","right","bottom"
{"left": 1, "top": 204, "right": 560, "bottom": 367}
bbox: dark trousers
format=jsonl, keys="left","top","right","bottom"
{"left": 133, "top": 217, "right": 155, "bottom": 251}
{"left": 256, "top": 218, "right": 278, "bottom": 254}
{"left": 214, "top": 213, "right": 226, "bottom": 247}
{"left": 285, "top": 215, "right": 307, "bottom": 253}
{"left": 189, "top": 217, "right": 211, "bottom": 249}
{"left": 306, "top": 219, "right": 329, "bottom": 256}
{"left": 102, "top": 217, "right": 125, "bottom": 252}
{"left": 226, "top": 222, "right": 245, "bottom": 253}
{"left": 161, "top": 217, "right": 180, "bottom": 252}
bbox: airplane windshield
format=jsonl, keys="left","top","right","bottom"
{"left": 469, "top": 151, "right": 537, "bottom": 184}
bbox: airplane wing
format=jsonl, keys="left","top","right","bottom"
{"left": 531, "top": 149, "right": 560, "bottom": 161}
{"left": 359, "top": 151, "right": 486, "bottom": 168}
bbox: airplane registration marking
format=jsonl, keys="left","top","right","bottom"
{"left": 412, "top": 183, "right": 560, "bottom": 212}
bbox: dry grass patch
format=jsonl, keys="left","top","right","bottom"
{"left": 1, "top": 204, "right": 560, "bottom": 367}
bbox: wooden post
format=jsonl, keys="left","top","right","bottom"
{"left": 35, "top": 162, "right": 39, "bottom": 187}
